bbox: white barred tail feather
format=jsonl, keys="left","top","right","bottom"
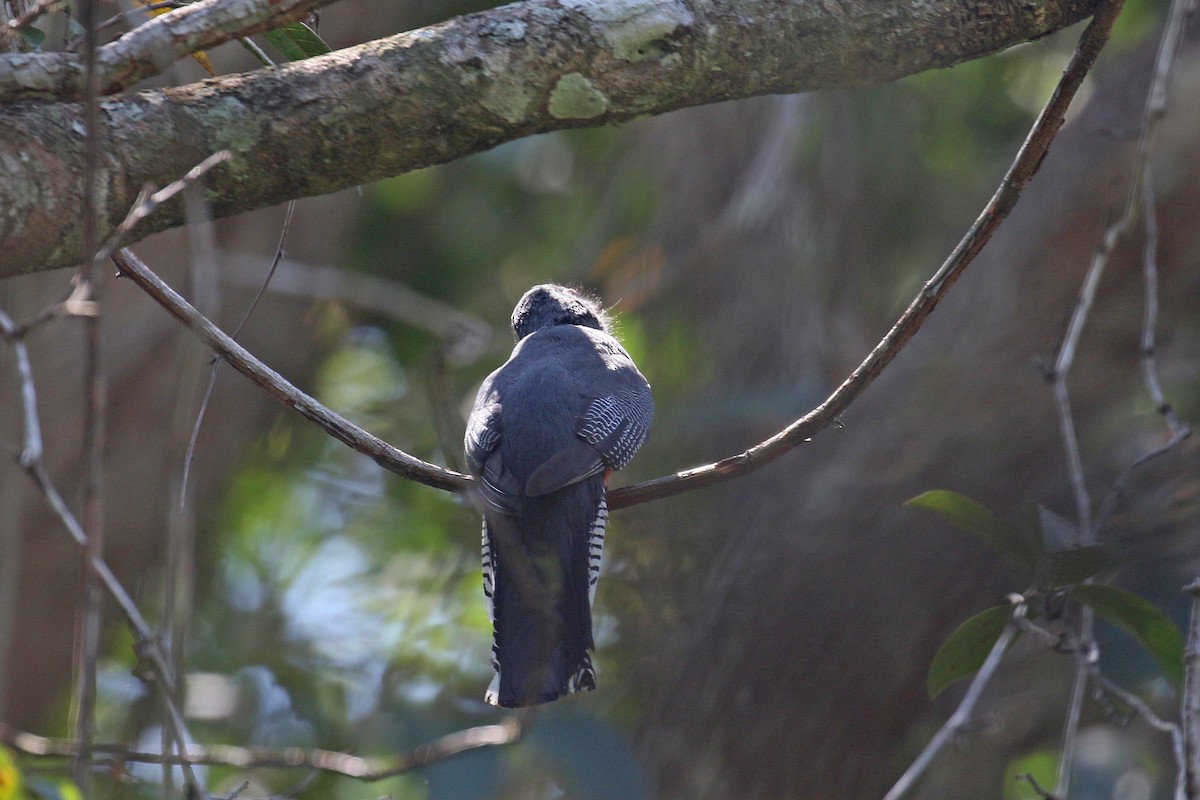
{"left": 483, "top": 495, "right": 607, "bottom": 707}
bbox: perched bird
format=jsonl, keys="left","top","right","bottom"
{"left": 465, "top": 284, "right": 653, "bottom": 707}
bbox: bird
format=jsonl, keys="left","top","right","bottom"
{"left": 464, "top": 284, "right": 653, "bottom": 708}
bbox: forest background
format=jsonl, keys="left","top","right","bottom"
{"left": 0, "top": 0, "right": 1197, "bottom": 798}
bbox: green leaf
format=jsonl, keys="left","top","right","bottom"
{"left": 1072, "top": 585, "right": 1185, "bottom": 687}
{"left": 907, "top": 490, "right": 1035, "bottom": 564}
{"left": 17, "top": 25, "right": 46, "bottom": 49}
{"left": 1036, "top": 505, "right": 1080, "bottom": 551}
{"left": 264, "top": 22, "right": 333, "bottom": 62}
{"left": 927, "top": 604, "right": 1013, "bottom": 698}
{"left": 1044, "top": 545, "right": 1112, "bottom": 587}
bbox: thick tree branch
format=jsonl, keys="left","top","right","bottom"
{"left": 0, "top": 0, "right": 330, "bottom": 99}
{"left": 0, "top": 0, "right": 1100, "bottom": 275}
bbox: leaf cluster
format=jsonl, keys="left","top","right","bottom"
{"left": 907, "top": 490, "right": 1184, "bottom": 698}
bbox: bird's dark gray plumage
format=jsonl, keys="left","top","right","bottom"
{"left": 465, "top": 284, "right": 652, "bottom": 707}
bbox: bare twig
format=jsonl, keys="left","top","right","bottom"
{"left": 221, "top": 780, "right": 252, "bottom": 800}
{"left": 3, "top": 0, "right": 65, "bottom": 29}
{"left": 1017, "top": 594, "right": 1186, "bottom": 798}
{"left": 0, "top": 309, "right": 42, "bottom": 465}
{"left": 96, "top": 151, "right": 233, "bottom": 265}
{"left": 1089, "top": 668, "right": 1186, "bottom": 800}
{"left": 1092, "top": 169, "right": 1192, "bottom": 532}
{"left": 609, "top": 0, "right": 1125, "bottom": 511}
{"left": 3, "top": 294, "right": 209, "bottom": 797}
{"left": 1051, "top": 374, "right": 1094, "bottom": 537}
{"left": 216, "top": 253, "right": 492, "bottom": 364}
{"left": 1134, "top": 176, "right": 1183, "bottom": 436}
{"left": 882, "top": 603, "right": 1024, "bottom": 800}
{"left": 112, "top": 248, "right": 468, "bottom": 493}
{"left": 1088, "top": 668, "right": 1180, "bottom": 735}
{"left": 1018, "top": 772, "right": 1058, "bottom": 800}
{"left": 1046, "top": 2, "right": 1191, "bottom": 793}
{"left": 1055, "top": 631, "right": 1095, "bottom": 799}
{"left": 182, "top": 201, "right": 294, "bottom": 510}
{"left": 237, "top": 34, "right": 274, "bottom": 66}
{"left": 5, "top": 299, "right": 70, "bottom": 339}
{"left": 1184, "top": 578, "right": 1200, "bottom": 800}
{"left": 71, "top": 0, "right": 105, "bottom": 787}
{"left": 93, "top": 0, "right": 183, "bottom": 37}
{"left": 1051, "top": 0, "right": 1193, "bottom": 540}
{"left": 0, "top": 717, "right": 524, "bottom": 780}
{"left": 23, "top": 458, "right": 210, "bottom": 797}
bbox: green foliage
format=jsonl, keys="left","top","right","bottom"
{"left": 926, "top": 604, "right": 1013, "bottom": 699}
{"left": 1003, "top": 750, "right": 1059, "bottom": 800}
{"left": 372, "top": 169, "right": 439, "bottom": 215}
{"left": 1044, "top": 545, "right": 1113, "bottom": 588}
{"left": 23, "top": 777, "right": 81, "bottom": 800}
{"left": 1072, "top": 585, "right": 1185, "bottom": 688}
{"left": 16, "top": 25, "right": 45, "bottom": 50}
{"left": 905, "top": 490, "right": 1035, "bottom": 567}
{"left": 0, "top": 747, "right": 21, "bottom": 800}
{"left": 912, "top": 490, "right": 1182, "bottom": 694}
{"left": 909, "top": 490, "right": 1112, "bottom": 588}
{"left": 263, "top": 23, "right": 333, "bottom": 62}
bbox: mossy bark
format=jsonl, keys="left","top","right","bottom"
{"left": 0, "top": 0, "right": 1099, "bottom": 275}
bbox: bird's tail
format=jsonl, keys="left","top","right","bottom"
{"left": 483, "top": 491, "right": 606, "bottom": 707}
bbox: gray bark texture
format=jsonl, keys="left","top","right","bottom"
{"left": 0, "top": 0, "right": 1099, "bottom": 276}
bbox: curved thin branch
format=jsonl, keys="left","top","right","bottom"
{"left": 111, "top": 248, "right": 470, "bottom": 493}
{"left": 0, "top": 717, "right": 524, "bottom": 781}
{"left": 606, "top": 0, "right": 1125, "bottom": 511}
{"left": 881, "top": 600, "right": 1025, "bottom": 800}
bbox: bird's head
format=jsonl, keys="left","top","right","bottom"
{"left": 511, "top": 284, "right": 609, "bottom": 340}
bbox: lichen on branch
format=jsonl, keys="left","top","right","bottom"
{"left": 0, "top": 0, "right": 1101, "bottom": 275}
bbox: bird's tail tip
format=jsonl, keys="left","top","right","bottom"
{"left": 484, "top": 656, "right": 597, "bottom": 707}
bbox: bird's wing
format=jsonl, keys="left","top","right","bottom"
{"left": 524, "top": 388, "right": 653, "bottom": 497}
{"left": 465, "top": 402, "right": 521, "bottom": 515}
{"left": 576, "top": 390, "right": 653, "bottom": 470}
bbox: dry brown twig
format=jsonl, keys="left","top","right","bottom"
{"left": 0, "top": 308, "right": 209, "bottom": 798}
{"left": 111, "top": 248, "right": 468, "bottom": 492}
{"left": 0, "top": 717, "right": 524, "bottom": 781}
{"left": 1045, "top": 0, "right": 1192, "bottom": 793}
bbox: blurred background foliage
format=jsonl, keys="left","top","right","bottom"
{"left": 1, "top": 0, "right": 1198, "bottom": 798}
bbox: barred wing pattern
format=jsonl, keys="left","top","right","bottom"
{"left": 579, "top": 390, "right": 653, "bottom": 471}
